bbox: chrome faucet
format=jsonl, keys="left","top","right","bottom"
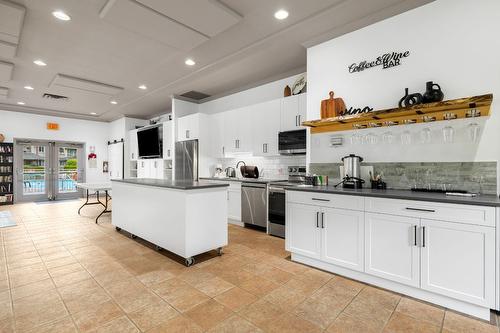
{"left": 236, "top": 161, "right": 246, "bottom": 178}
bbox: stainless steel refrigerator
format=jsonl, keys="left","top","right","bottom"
{"left": 175, "top": 139, "right": 198, "bottom": 181}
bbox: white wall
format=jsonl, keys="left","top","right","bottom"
{"left": 0, "top": 110, "right": 111, "bottom": 183}
{"left": 199, "top": 73, "right": 305, "bottom": 114}
{"left": 307, "top": 0, "right": 500, "bottom": 170}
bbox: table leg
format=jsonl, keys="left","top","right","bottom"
{"left": 78, "top": 189, "right": 89, "bottom": 215}
{"left": 96, "top": 190, "right": 111, "bottom": 224}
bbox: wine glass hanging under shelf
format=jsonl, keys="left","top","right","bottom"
{"left": 302, "top": 94, "right": 492, "bottom": 134}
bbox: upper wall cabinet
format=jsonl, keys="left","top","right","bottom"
{"left": 163, "top": 121, "right": 173, "bottom": 159}
{"left": 210, "top": 112, "right": 225, "bottom": 158}
{"left": 224, "top": 107, "right": 252, "bottom": 154}
{"left": 252, "top": 99, "right": 280, "bottom": 156}
{"left": 129, "top": 129, "right": 139, "bottom": 161}
{"left": 281, "top": 94, "right": 307, "bottom": 132}
{"left": 177, "top": 114, "right": 200, "bottom": 141}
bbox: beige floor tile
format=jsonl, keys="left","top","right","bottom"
{"left": 0, "top": 278, "right": 9, "bottom": 292}
{"left": 239, "top": 299, "right": 284, "bottom": 329}
{"left": 257, "top": 266, "right": 294, "bottom": 284}
{"left": 216, "top": 268, "right": 256, "bottom": 286}
{"left": 88, "top": 316, "right": 139, "bottom": 333}
{"left": 58, "top": 279, "right": 111, "bottom": 314}
{"left": 151, "top": 278, "right": 209, "bottom": 312}
{"left": 11, "top": 278, "right": 55, "bottom": 301}
{"left": 342, "top": 297, "right": 394, "bottom": 331}
{"left": 185, "top": 299, "right": 233, "bottom": 331}
{"left": 383, "top": 312, "right": 441, "bottom": 333}
{"left": 214, "top": 287, "right": 257, "bottom": 312}
{"left": 207, "top": 314, "right": 263, "bottom": 333}
{"left": 263, "top": 284, "right": 308, "bottom": 312}
{"left": 52, "top": 269, "right": 92, "bottom": 288}
{"left": 294, "top": 297, "right": 344, "bottom": 329}
{"left": 327, "top": 312, "right": 383, "bottom": 333}
{"left": 146, "top": 315, "right": 203, "bottom": 333}
{"left": 238, "top": 275, "right": 280, "bottom": 297}
{"left": 266, "top": 313, "right": 323, "bottom": 333}
{"left": 0, "top": 317, "right": 14, "bottom": 333}
{"left": 0, "top": 299, "right": 13, "bottom": 321}
{"left": 112, "top": 288, "right": 162, "bottom": 313}
{"left": 395, "top": 297, "right": 445, "bottom": 326}
{"left": 8, "top": 264, "right": 50, "bottom": 288}
{"left": 103, "top": 277, "right": 145, "bottom": 298}
{"left": 71, "top": 299, "right": 123, "bottom": 332}
{"left": 178, "top": 268, "right": 216, "bottom": 285}
{"left": 25, "top": 316, "right": 77, "bottom": 333}
{"left": 443, "top": 311, "right": 499, "bottom": 333}
{"left": 194, "top": 276, "right": 234, "bottom": 297}
{"left": 0, "top": 289, "right": 9, "bottom": 304}
{"left": 355, "top": 286, "right": 401, "bottom": 311}
{"left": 136, "top": 269, "right": 174, "bottom": 287}
{"left": 128, "top": 299, "right": 178, "bottom": 331}
{"left": 48, "top": 262, "right": 84, "bottom": 278}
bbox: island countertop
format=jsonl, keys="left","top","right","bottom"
{"left": 286, "top": 186, "right": 500, "bottom": 207}
{"left": 111, "top": 178, "right": 230, "bottom": 190}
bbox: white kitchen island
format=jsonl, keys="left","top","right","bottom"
{"left": 111, "top": 178, "right": 229, "bottom": 266}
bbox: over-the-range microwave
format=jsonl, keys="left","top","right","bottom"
{"left": 278, "top": 129, "right": 306, "bottom": 155}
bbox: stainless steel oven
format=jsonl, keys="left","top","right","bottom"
{"left": 278, "top": 129, "right": 306, "bottom": 155}
{"left": 268, "top": 185, "right": 286, "bottom": 238}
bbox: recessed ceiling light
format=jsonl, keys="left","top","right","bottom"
{"left": 138, "top": 84, "right": 147, "bottom": 90}
{"left": 274, "top": 9, "right": 289, "bottom": 20}
{"left": 52, "top": 10, "right": 71, "bottom": 21}
{"left": 33, "top": 59, "right": 47, "bottom": 66}
{"left": 24, "top": 85, "right": 34, "bottom": 90}
{"left": 110, "top": 100, "right": 118, "bottom": 105}
{"left": 90, "top": 112, "right": 97, "bottom": 115}
{"left": 185, "top": 58, "right": 196, "bottom": 66}
{"left": 17, "top": 101, "right": 25, "bottom": 105}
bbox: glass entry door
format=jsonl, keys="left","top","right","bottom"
{"left": 15, "top": 140, "right": 85, "bottom": 202}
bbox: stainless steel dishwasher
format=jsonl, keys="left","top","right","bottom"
{"left": 241, "top": 182, "right": 267, "bottom": 228}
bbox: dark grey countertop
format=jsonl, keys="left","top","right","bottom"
{"left": 112, "top": 178, "right": 230, "bottom": 190}
{"left": 286, "top": 186, "right": 500, "bottom": 207}
{"left": 200, "top": 177, "right": 288, "bottom": 184}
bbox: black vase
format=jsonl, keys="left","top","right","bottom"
{"left": 399, "top": 88, "right": 423, "bottom": 108}
{"left": 398, "top": 88, "right": 409, "bottom": 108}
{"left": 422, "top": 81, "right": 444, "bottom": 103}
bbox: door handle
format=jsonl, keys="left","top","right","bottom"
{"left": 413, "top": 225, "right": 417, "bottom": 246}
{"left": 421, "top": 226, "right": 426, "bottom": 247}
{"left": 186, "top": 130, "right": 190, "bottom": 139}
{"left": 167, "top": 149, "right": 170, "bottom": 157}
{"left": 405, "top": 207, "right": 435, "bottom": 213}
{"left": 295, "top": 115, "right": 298, "bottom": 127}
{"left": 316, "top": 212, "right": 319, "bottom": 228}
{"left": 321, "top": 212, "right": 325, "bottom": 228}
{"left": 312, "top": 198, "right": 330, "bottom": 202}
{"left": 298, "top": 115, "right": 301, "bottom": 126}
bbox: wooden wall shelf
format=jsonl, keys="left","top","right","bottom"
{"left": 303, "top": 94, "right": 493, "bottom": 134}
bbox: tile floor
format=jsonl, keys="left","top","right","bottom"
{"left": 0, "top": 199, "right": 499, "bottom": 333}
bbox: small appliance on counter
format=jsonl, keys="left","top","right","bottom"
{"left": 240, "top": 165, "right": 259, "bottom": 179}
{"left": 214, "top": 164, "right": 225, "bottom": 178}
{"left": 335, "top": 154, "right": 365, "bottom": 189}
{"left": 225, "top": 167, "right": 236, "bottom": 178}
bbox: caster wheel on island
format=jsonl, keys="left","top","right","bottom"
{"left": 216, "top": 247, "right": 223, "bottom": 256}
{"left": 155, "top": 245, "right": 162, "bottom": 251}
{"left": 130, "top": 234, "right": 137, "bottom": 239}
{"left": 185, "top": 257, "right": 195, "bottom": 267}
{"left": 115, "top": 227, "right": 121, "bottom": 232}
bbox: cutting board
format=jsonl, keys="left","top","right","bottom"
{"left": 321, "top": 91, "right": 346, "bottom": 119}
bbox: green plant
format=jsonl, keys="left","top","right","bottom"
{"left": 64, "top": 159, "right": 77, "bottom": 170}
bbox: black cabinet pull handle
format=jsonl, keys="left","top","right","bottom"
{"left": 316, "top": 212, "right": 319, "bottom": 228}
{"left": 422, "top": 226, "right": 426, "bottom": 247}
{"left": 405, "top": 207, "right": 435, "bottom": 213}
{"left": 413, "top": 225, "right": 417, "bottom": 246}
{"left": 321, "top": 212, "right": 325, "bottom": 228}
{"left": 312, "top": 198, "right": 330, "bottom": 202}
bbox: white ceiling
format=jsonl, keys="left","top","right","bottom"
{"left": 0, "top": 0, "right": 433, "bottom": 121}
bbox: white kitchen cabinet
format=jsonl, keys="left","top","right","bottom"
{"left": 280, "top": 93, "right": 307, "bottom": 132}
{"left": 252, "top": 99, "right": 280, "bottom": 156}
{"left": 227, "top": 182, "right": 241, "bottom": 221}
{"left": 321, "top": 208, "right": 365, "bottom": 272}
{"left": 223, "top": 107, "right": 252, "bottom": 154}
{"left": 420, "top": 219, "right": 495, "bottom": 307}
{"left": 177, "top": 114, "right": 200, "bottom": 141}
{"left": 129, "top": 129, "right": 139, "bottom": 161}
{"left": 364, "top": 212, "right": 420, "bottom": 287}
{"left": 162, "top": 121, "right": 173, "bottom": 159}
{"left": 210, "top": 112, "right": 225, "bottom": 158}
{"left": 286, "top": 203, "right": 322, "bottom": 259}
{"left": 151, "top": 159, "right": 164, "bottom": 179}
{"left": 137, "top": 159, "right": 149, "bottom": 178}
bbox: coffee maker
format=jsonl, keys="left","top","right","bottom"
{"left": 335, "top": 154, "right": 365, "bottom": 189}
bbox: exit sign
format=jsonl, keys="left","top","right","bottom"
{"left": 47, "top": 122, "right": 59, "bottom": 130}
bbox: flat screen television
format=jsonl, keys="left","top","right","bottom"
{"left": 137, "top": 126, "right": 162, "bottom": 158}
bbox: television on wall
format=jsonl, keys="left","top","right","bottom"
{"left": 137, "top": 125, "right": 162, "bottom": 159}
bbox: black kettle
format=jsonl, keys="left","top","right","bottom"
{"left": 422, "top": 81, "right": 444, "bottom": 103}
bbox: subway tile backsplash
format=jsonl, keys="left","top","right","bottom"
{"left": 309, "top": 161, "right": 497, "bottom": 195}
{"left": 218, "top": 155, "right": 306, "bottom": 179}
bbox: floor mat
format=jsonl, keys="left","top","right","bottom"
{"left": 0, "top": 211, "right": 16, "bottom": 228}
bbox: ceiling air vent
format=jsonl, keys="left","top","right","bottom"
{"left": 42, "top": 93, "right": 70, "bottom": 102}
{"left": 180, "top": 90, "right": 210, "bottom": 101}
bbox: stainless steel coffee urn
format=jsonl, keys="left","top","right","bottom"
{"left": 340, "top": 154, "right": 364, "bottom": 188}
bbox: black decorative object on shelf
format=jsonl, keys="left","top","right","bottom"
{"left": 398, "top": 88, "right": 423, "bottom": 108}
{"left": 422, "top": 81, "right": 444, "bottom": 103}
{"left": 0, "top": 142, "right": 14, "bottom": 206}
{"left": 342, "top": 106, "right": 374, "bottom": 116}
